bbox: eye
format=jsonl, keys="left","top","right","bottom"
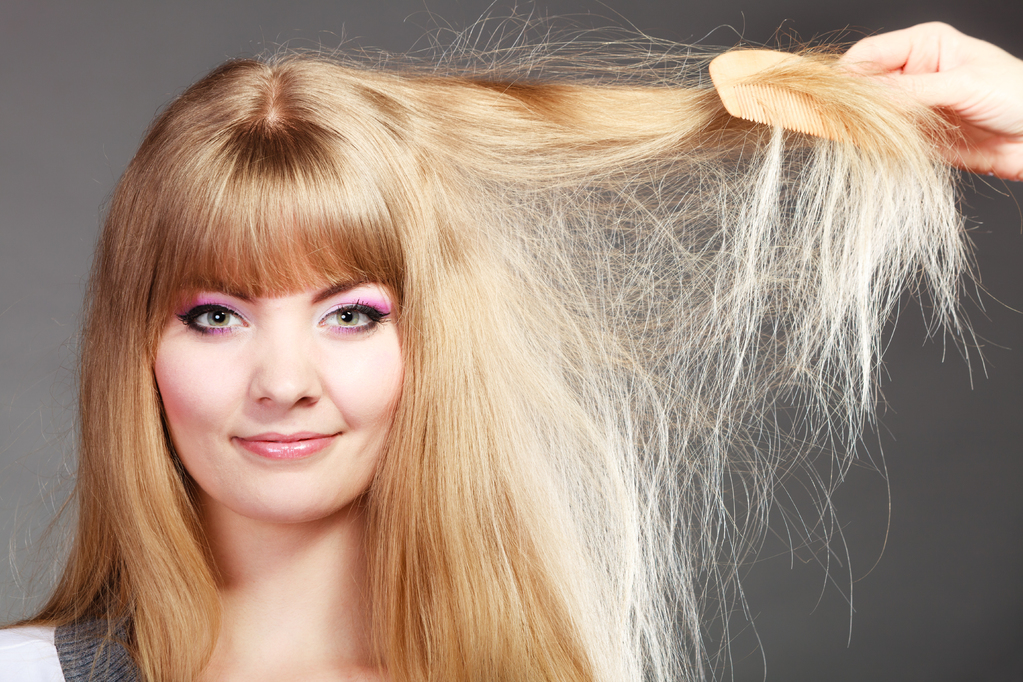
{"left": 177, "top": 304, "right": 245, "bottom": 334}
{"left": 322, "top": 303, "right": 386, "bottom": 335}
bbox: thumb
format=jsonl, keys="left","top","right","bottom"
{"left": 839, "top": 31, "right": 916, "bottom": 74}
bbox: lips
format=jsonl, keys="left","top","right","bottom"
{"left": 234, "top": 432, "right": 338, "bottom": 460}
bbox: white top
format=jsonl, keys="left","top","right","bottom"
{"left": 0, "top": 626, "right": 64, "bottom": 681}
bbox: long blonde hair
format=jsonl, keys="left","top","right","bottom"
{"left": 24, "top": 31, "right": 964, "bottom": 682}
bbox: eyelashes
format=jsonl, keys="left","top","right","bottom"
{"left": 177, "top": 301, "right": 389, "bottom": 337}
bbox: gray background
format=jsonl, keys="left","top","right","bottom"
{"left": 1, "top": 1, "right": 1020, "bottom": 680}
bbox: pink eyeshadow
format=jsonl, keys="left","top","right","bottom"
{"left": 175, "top": 294, "right": 237, "bottom": 316}
{"left": 342, "top": 295, "right": 392, "bottom": 315}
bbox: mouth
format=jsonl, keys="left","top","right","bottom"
{"left": 234, "top": 432, "right": 339, "bottom": 460}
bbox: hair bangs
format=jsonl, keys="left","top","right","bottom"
{"left": 150, "top": 114, "right": 408, "bottom": 313}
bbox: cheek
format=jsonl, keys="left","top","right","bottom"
{"left": 322, "top": 335, "right": 404, "bottom": 428}
{"left": 154, "top": 341, "right": 244, "bottom": 447}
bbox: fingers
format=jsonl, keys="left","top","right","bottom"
{"left": 839, "top": 22, "right": 966, "bottom": 75}
{"left": 946, "top": 138, "right": 1023, "bottom": 181}
{"left": 840, "top": 26, "right": 918, "bottom": 73}
{"left": 886, "top": 71, "right": 967, "bottom": 109}
{"left": 840, "top": 23, "right": 1023, "bottom": 180}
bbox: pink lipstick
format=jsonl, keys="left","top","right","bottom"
{"left": 234, "top": 432, "right": 337, "bottom": 460}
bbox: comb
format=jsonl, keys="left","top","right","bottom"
{"left": 709, "top": 49, "right": 844, "bottom": 141}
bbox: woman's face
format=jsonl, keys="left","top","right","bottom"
{"left": 154, "top": 281, "right": 403, "bottom": 524}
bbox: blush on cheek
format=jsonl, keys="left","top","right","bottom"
{"left": 371, "top": 347, "right": 404, "bottom": 406}
{"left": 154, "top": 337, "right": 238, "bottom": 446}
{"left": 154, "top": 359, "right": 197, "bottom": 450}
{"left": 324, "top": 342, "right": 403, "bottom": 428}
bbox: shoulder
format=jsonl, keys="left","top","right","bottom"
{"left": 0, "top": 626, "right": 65, "bottom": 681}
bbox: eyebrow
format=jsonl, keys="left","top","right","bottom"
{"left": 312, "top": 279, "right": 368, "bottom": 303}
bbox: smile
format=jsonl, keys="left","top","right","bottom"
{"left": 234, "top": 432, "right": 339, "bottom": 460}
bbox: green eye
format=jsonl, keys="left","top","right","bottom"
{"left": 334, "top": 309, "right": 365, "bottom": 326}
{"left": 204, "top": 310, "right": 232, "bottom": 327}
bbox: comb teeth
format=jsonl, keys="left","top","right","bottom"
{"left": 710, "top": 50, "right": 846, "bottom": 142}
{"left": 725, "top": 84, "right": 836, "bottom": 139}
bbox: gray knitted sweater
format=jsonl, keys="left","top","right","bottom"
{"left": 54, "top": 621, "right": 139, "bottom": 682}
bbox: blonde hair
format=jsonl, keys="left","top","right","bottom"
{"left": 23, "top": 31, "right": 964, "bottom": 682}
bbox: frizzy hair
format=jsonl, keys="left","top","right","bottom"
{"left": 24, "top": 32, "right": 964, "bottom": 682}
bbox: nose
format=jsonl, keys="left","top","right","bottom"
{"left": 249, "top": 325, "right": 322, "bottom": 408}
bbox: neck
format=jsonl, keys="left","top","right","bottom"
{"left": 200, "top": 496, "right": 378, "bottom": 681}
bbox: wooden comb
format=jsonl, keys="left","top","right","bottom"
{"left": 709, "top": 49, "right": 845, "bottom": 141}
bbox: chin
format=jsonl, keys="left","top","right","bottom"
{"left": 202, "top": 484, "right": 368, "bottom": 526}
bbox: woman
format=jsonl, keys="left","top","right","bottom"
{"left": 1, "top": 20, "right": 1020, "bottom": 682}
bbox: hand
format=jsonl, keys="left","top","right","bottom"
{"left": 840, "top": 22, "right": 1023, "bottom": 180}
